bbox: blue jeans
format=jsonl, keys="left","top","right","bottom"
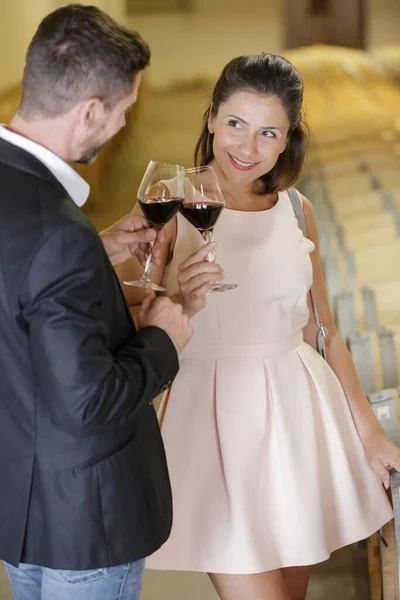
{"left": 4, "top": 559, "right": 145, "bottom": 600}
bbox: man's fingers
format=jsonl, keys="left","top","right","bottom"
{"left": 119, "top": 214, "right": 149, "bottom": 232}
{"left": 178, "top": 243, "right": 217, "bottom": 272}
{"left": 135, "top": 248, "right": 148, "bottom": 267}
{"left": 115, "top": 229, "right": 156, "bottom": 247}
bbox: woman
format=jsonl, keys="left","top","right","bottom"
{"left": 119, "top": 54, "right": 398, "bottom": 600}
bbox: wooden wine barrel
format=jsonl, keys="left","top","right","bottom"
{"left": 368, "top": 533, "right": 382, "bottom": 600}
{"left": 373, "top": 161, "right": 400, "bottom": 178}
{"left": 314, "top": 146, "right": 358, "bottom": 163}
{"left": 330, "top": 190, "right": 386, "bottom": 220}
{"left": 342, "top": 242, "right": 400, "bottom": 290}
{"left": 324, "top": 243, "right": 400, "bottom": 308}
{"left": 366, "top": 154, "right": 400, "bottom": 171}
{"left": 316, "top": 140, "right": 396, "bottom": 164}
{"left": 295, "top": 52, "right": 400, "bottom": 599}
{"left": 349, "top": 329, "right": 400, "bottom": 394}
{"left": 335, "top": 281, "right": 400, "bottom": 339}
{"left": 378, "top": 171, "right": 400, "bottom": 191}
{"left": 348, "top": 331, "right": 385, "bottom": 394}
{"left": 324, "top": 174, "right": 374, "bottom": 197}
{"left": 341, "top": 214, "right": 398, "bottom": 251}
{"left": 367, "top": 446, "right": 398, "bottom": 600}
{"left": 319, "top": 158, "right": 365, "bottom": 177}
{"left": 385, "top": 188, "right": 400, "bottom": 211}
{"left": 382, "top": 517, "right": 400, "bottom": 600}
{"left": 367, "top": 461, "right": 400, "bottom": 600}
{"left": 368, "top": 388, "right": 400, "bottom": 446}
{"left": 390, "top": 472, "right": 400, "bottom": 587}
{"left": 308, "top": 178, "right": 385, "bottom": 219}
{"left": 310, "top": 187, "right": 398, "bottom": 261}
{"left": 367, "top": 402, "right": 400, "bottom": 600}
{"left": 323, "top": 252, "right": 348, "bottom": 306}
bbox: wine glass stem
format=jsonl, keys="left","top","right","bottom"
{"left": 202, "top": 230, "right": 215, "bottom": 262}
{"left": 141, "top": 241, "right": 155, "bottom": 282}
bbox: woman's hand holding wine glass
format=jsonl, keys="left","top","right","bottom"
{"left": 176, "top": 243, "right": 225, "bottom": 317}
{"left": 180, "top": 165, "right": 237, "bottom": 292}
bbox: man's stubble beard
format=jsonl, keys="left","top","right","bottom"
{"left": 75, "top": 145, "right": 104, "bottom": 165}
{"left": 75, "top": 128, "right": 110, "bottom": 164}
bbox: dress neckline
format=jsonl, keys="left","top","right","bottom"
{"left": 224, "top": 191, "right": 282, "bottom": 214}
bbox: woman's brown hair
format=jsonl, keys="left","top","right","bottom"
{"left": 194, "top": 53, "right": 307, "bottom": 193}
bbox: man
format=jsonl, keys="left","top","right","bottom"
{"left": 0, "top": 4, "right": 193, "bottom": 599}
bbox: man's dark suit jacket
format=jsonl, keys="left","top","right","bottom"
{"left": 0, "top": 138, "right": 178, "bottom": 570}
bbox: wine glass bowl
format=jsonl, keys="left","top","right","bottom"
{"left": 180, "top": 166, "right": 237, "bottom": 293}
{"left": 138, "top": 182, "right": 184, "bottom": 230}
{"left": 123, "top": 161, "right": 184, "bottom": 291}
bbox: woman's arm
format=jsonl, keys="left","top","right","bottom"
{"left": 302, "top": 195, "right": 400, "bottom": 487}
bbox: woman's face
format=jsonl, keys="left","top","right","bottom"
{"left": 208, "top": 91, "right": 291, "bottom": 189}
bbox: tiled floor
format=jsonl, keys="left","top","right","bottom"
{"left": 0, "top": 82, "right": 372, "bottom": 599}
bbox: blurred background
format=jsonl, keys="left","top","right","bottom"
{"left": 2, "top": 1, "right": 400, "bottom": 599}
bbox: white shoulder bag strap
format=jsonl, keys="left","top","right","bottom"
{"left": 287, "top": 188, "right": 328, "bottom": 360}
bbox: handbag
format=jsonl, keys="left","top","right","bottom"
{"left": 287, "top": 187, "right": 328, "bottom": 359}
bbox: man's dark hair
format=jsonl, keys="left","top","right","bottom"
{"left": 19, "top": 4, "right": 150, "bottom": 119}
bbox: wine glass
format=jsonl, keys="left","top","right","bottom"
{"left": 123, "top": 161, "right": 184, "bottom": 291}
{"left": 180, "top": 165, "right": 237, "bottom": 292}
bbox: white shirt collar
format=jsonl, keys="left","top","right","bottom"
{"left": 0, "top": 125, "right": 90, "bottom": 207}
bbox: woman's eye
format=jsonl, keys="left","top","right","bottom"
{"left": 261, "top": 130, "right": 276, "bottom": 138}
{"left": 228, "top": 119, "right": 241, "bottom": 128}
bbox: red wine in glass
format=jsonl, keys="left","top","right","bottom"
{"left": 123, "top": 161, "right": 185, "bottom": 291}
{"left": 179, "top": 202, "right": 223, "bottom": 234}
{"left": 139, "top": 197, "right": 183, "bottom": 230}
{"left": 182, "top": 166, "right": 237, "bottom": 292}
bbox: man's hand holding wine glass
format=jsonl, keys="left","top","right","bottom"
{"left": 100, "top": 214, "right": 166, "bottom": 267}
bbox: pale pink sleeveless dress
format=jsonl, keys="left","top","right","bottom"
{"left": 146, "top": 190, "right": 393, "bottom": 574}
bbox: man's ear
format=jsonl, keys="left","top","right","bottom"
{"left": 79, "top": 97, "right": 104, "bottom": 130}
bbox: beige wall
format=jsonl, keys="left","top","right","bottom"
{"left": 1, "top": 0, "right": 400, "bottom": 94}
{"left": 130, "top": 0, "right": 400, "bottom": 88}
{"left": 366, "top": 0, "right": 400, "bottom": 49}
{"left": 286, "top": 0, "right": 364, "bottom": 49}
{"left": 0, "top": 0, "right": 283, "bottom": 92}
{"left": 0, "top": 0, "right": 54, "bottom": 91}
{"left": 0, "top": 0, "right": 125, "bottom": 92}
{"left": 128, "top": 0, "right": 283, "bottom": 89}
{"left": 53, "top": 0, "right": 125, "bottom": 21}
